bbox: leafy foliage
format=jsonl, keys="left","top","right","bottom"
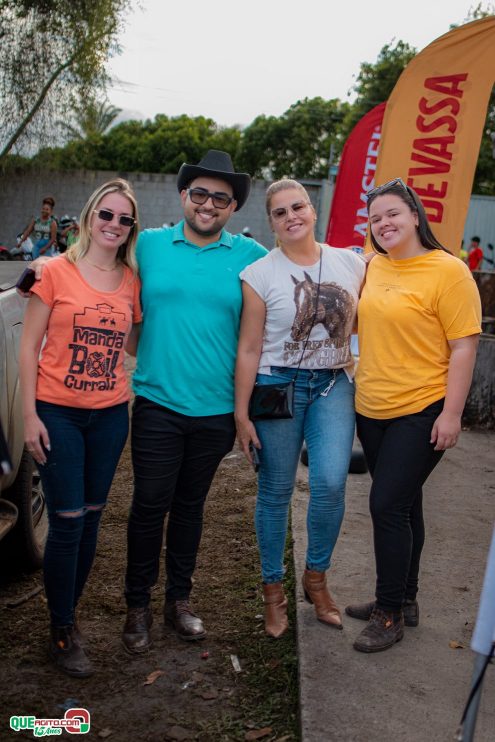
{"left": 4, "top": 9, "right": 494, "bottom": 193}
{"left": 239, "top": 97, "right": 350, "bottom": 179}
{"left": 0, "top": 0, "right": 131, "bottom": 159}
{"left": 460, "top": 3, "right": 495, "bottom": 194}
{"left": 28, "top": 114, "right": 242, "bottom": 174}
{"left": 58, "top": 99, "right": 122, "bottom": 142}
{"left": 341, "top": 40, "right": 417, "bottom": 140}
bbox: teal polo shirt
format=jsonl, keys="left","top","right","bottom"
{"left": 133, "top": 221, "right": 267, "bottom": 416}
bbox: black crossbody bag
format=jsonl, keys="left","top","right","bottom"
{"left": 249, "top": 247, "right": 322, "bottom": 421}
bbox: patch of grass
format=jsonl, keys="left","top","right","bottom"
{"left": 190, "top": 527, "right": 299, "bottom": 741}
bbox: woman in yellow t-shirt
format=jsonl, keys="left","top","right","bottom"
{"left": 20, "top": 179, "right": 142, "bottom": 678}
{"left": 346, "top": 179, "right": 481, "bottom": 654}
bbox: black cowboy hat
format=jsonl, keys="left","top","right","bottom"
{"left": 176, "top": 150, "right": 251, "bottom": 211}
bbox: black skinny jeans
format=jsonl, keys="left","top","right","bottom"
{"left": 125, "top": 396, "right": 236, "bottom": 607}
{"left": 356, "top": 399, "right": 445, "bottom": 612}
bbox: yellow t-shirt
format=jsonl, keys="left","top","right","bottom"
{"left": 355, "top": 250, "right": 481, "bottom": 419}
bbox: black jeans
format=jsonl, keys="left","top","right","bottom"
{"left": 356, "top": 400, "right": 445, "bottom": 612}
{"left": 125, "top": 396, "right": 236, "bottom": 607}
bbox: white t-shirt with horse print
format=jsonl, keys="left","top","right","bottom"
{"left": 240, "top": 244, "right": 366, "bottom": 376}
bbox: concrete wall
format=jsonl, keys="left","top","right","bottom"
{"left": 3, "top": 167, "right": 492, "bottom": 255}
{"left": 0, "top": 169, "right": 328, "bottom": 251}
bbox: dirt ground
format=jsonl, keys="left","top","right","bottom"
{"left": 0, "top": 441, "right": 298, "bottom": 741}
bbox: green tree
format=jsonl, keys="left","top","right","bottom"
{"left": 29, "top": 113, "right": 243, "bottom": 174}
{"left": 239, "top": 97, "right": 349, "bottom": 179}
{"left": 343, "top": 40, "right": 417, "bottom": 138}
{"left": 457, "top": 4, "right": 495, "bottom": 194}
{"left": 0, "top": 0, "right": 131, "bottom": 160}
{"left": 59, "top": 99, "right": 122, "bottom": 142}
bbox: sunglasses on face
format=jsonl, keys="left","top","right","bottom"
{"left": 365, "top": 178, "right": 409, "bottom": 201}
{"left": 93, "top": 209, "right": 135, "bottom": 227}
{"left": 270, "top": 201, "right": 311, "bottom": 222}
{"left": 187, "top": 188, "right": 233, "bottom": 209}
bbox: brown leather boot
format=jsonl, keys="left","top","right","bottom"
{"left": 302, "top": 569, "right": 343, "bottom": 629}
{"left": 122, "top": 606, "right": 153, "bottom": 654}
{"left": 164, "top": 600, "right": 206, "bottom": 641}
{"left": 262, "top": 582, "right": 288, "bottom": 639}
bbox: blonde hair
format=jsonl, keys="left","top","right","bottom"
{"left": 66, "top": 179, "right": 140, "bottom": 274}
{"left": 265, "top": 178, "right": 311, "bottom": 216}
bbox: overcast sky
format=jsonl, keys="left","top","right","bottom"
{"left": 107, "top": 0, "right": 485, "bottom": 127}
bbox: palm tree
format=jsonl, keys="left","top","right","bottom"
{"left": 58, "top": 99, "right": 122, "bottom": 141}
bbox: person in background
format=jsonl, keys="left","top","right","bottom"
{"left": 60, "top": 217, "right": 80, "bottom": 253}
{"left": 19, "top": 196, "right": 58, "bottom": 259}
{"left": 467, "top": 235, "right": 484, "bottom": 272}
{"left": 19, "top": 179, "right": 141, "bottom": 678}
{"left": 346, "top": 178, "right": 481, "bottom": 653}
{"left": 235, "top": 179, "right": 365, "bottom": 638}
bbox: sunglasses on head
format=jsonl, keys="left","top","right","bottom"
{"left": 270, "top": 201, "right": 311, "bottom": 222}
{"left": 94, "top": 209, "right": 135, "bottom": 227}
{"left": 366, "top": 178, "right": 409, "bottom": 201}
{"left": 187, "top": 188, "right": 233, "bottom": 209}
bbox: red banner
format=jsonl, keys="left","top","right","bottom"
{"left": 325, "top": 102, "right": 386, "bottom": 248}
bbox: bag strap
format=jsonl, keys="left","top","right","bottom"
{"left": 293, "top": 245, "right": 323, "bottom": 382}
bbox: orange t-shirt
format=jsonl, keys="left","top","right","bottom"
{"left": 31, "top": 256, "right": 142, "bottom": 409}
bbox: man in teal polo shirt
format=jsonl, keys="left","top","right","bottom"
{"left": 123, "top": 151, "right": 267, "bottom": 653}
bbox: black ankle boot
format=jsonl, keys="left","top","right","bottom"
{"left": 49, "top": 626, "right": 94, "bottom": 678}
{"left": 346, "top": 599, "right": 419, "bottom": 627}
{"left": 353, "top": 607, "right": 404, "bottom": 653}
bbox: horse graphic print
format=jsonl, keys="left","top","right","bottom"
{"left": 284, "top": 271, "right": 354, "bottom": 367}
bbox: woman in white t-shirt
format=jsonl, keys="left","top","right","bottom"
{"left": 235, "top": 179, "right": 365, "bottom": 638}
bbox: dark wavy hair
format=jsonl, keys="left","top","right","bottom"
{"left": 366, "top": 181, "right": 449, "bottom": 255}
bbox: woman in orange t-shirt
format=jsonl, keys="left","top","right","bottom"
{"left": 20, "top": 179, "right": 142, "bottom": 678}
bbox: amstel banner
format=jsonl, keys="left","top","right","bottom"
{"left": 326, "top": 103, "right": 386, "bottom": 248}
{"left": 372, "top": 16, "right": 495, "bottom": 255}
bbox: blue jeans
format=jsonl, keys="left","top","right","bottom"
{"left": 254, "top": 367, "right": 355, "bottom": 584}
{"left": 36, "top": 401, "right": 129, "bottom": 626}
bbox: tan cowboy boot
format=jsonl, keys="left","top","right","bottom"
{"left": 302, "top": 569, "right": 343, "bottom": 629}
{"left": 262, "top": 582, "right": 289, "bottom": 639}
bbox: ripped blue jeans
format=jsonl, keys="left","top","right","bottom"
{"left": 254, "top": 367, "right": 355, "bottom": 584}
{"left": 36, "top": 401, "right": 129, "bottom": 627}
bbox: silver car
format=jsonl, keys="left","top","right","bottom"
{"left": 0, "top": 268, "right": 47, "bottom": 570}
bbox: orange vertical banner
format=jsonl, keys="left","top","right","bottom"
{"left": 373, "top": 16, "right": 495, "bottom": 255}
